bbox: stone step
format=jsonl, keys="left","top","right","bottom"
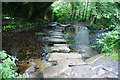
{"left": 54, "top": 29, "right": 63, "bottom": 32}
{"left": 85, "top": 54, "right": 104, "bottom": 64}
{"left": 50, "top": 35, "right": 64, "bottom": 38}
{"left": 50, "top": 32, "right": 62, "bottom": 34}
{"left": 53, "top": 44, "right": 69, "bottom": 47}
{"left": 47, "top": 38, "right": 66, "bottom": 43}
{"left": 47, "top": 46, "right": 70, "bottom": 53}
{"left": 49, "top": 33, "right": 64, "bottom": 36}
{"left": 47, "top": 53, "right": 81, "bottom": 61}
{"left": 60, "top": 24, "right": 71, "bottom": 27}
{"left": 42, "top": 64, "right": 70, "bottom": 78}
{"left": 57, "top": 58, "right": 86, "bottom": 66}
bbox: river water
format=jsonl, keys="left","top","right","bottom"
{"left": 64, "top": 26, "right": 106, "bottom": 60}
{"left": 2, "top": 22, "right": 107, "bottom": 75}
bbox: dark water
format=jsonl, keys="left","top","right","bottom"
{"left": 2, "top": 26, "right": 51, "bottom": 73}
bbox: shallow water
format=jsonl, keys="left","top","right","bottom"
{"left": 2, "top": 23, "right": 108, "bottom": 75}
{"left": 63, "top": 26, "right": 106, "bottom": 60}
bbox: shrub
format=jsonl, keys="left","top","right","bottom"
{"left": 0, "top": 51, "right": 30, "bottom": 79}
{"left": 88, "top": 24, "right": 101, "bottom": 30}
{"left": 2, "top": 22, "right": 38, "bottom": 31}
{"left": 96, "top": 31, "right": 120, "bottom": 59}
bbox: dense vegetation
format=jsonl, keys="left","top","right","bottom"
{"left": 96, "top": 31, "right": 120, "bottom": 59}
{"left": 0, "top": 51, "right": 30, "bottom": 78}
{"left": 52, "top": 2, "right": 119, "bottom": 30}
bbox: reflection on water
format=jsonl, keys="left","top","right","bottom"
{"left": 64, "top": 26, "right": 102, "bottom": 59}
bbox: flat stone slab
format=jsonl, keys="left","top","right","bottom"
{"left": 54, "top": 44, "right": 69, "bottom": 47}
{"left": 70, "top": 65, "right": 96, "bottom": 78}
{"left": 47, "top": 53, "right": 81, "bottom": 61}
{"left": 50, "top": 35, "right": 64, "bottom": 38}
{"left": 42, "top": 64, "right": 69, "bottom": 78}
{"left": 85, "top": 54, "right": 104, "bottom": 64}
{"left": 57, "top": 58, "right": 86, "bottom": 66}
{"left": 47, "top": 38, "right": 66, "bottom": 43}
{"left": 50, "top": 32, "right": 62, "bottom": 34}
{"left": 50, "top": 33, "right": 64, "bottom": 36}
{"left": 49, "top": 46, "right": 70, "bottom": 52}
{"left": 60, "top": 24, "right": 71, "bottom": 27}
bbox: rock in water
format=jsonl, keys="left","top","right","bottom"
{"left": 48, "top": 46, "right": 70, "bottom": 52}
{"left": 60, "top": 24, "right": 71, "bottom": 27}
{"left": 25, "top": 66, "right": 35, "bottom": 74}
{"left": 47, "top": 38, "right": 66, "bottom": 43}
{"left": 47, "top": 53, "right": 81, "bottom": 61}
{"left": 53, "top": 44, "right": 69, "bottom": 47}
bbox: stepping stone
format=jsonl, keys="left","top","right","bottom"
{"left": 50, "top": 33, "right": 64, "bottom": 36}
{"left": 60, "top": 24, "right": 71, "bottom": 27}
{"left": 53, "top": 44, "right": 69, "bottom": 47}
{"left": 42, "top": 63, "right": 69, "bottom": 78}
{"left": 47, "top": 38, "right": 66, "bottom": 43}
{"left": 48, "top": 46, "right": 70, "bottom": 52}
{"left": 50, "top": 32, "right": 62, "bottom": 34}
{"left": 85, "top": 54, "right": 104, "bottom": 64}
{"left": 47, "top": 53, "right": 81, "bottom": 61}
{"left": 50, "top": 35, "right": 64, "bottom": 38}
{"left": 55, "top": 29, "right": 63, "bottom": 32}
{"left": 57, "top": 58, "right": 86, "bottom": 66}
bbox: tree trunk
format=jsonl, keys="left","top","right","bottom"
{"left": 28, "top": 3, "right": 33, "bottom": 20}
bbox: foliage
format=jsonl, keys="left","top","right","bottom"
{"left": 2, "top": 22, "right": 38, "bottom": 31}
{"left": 2, "top": 2, "right": 52, "bottom": 20}
{"left": 52, "top": 1, "right": 119, "bottom": 30}
{"left": 0, "top": 51, "right": 30, "bottom": 78}
{"left": 88, "top": 24, "right": 101, "bottom": 30}
{"left": 96, "top": 31, "right": 120, "bottom": 59}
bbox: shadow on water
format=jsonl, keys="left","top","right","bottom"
{"left": 63, "top": 26, "right": 106, "bottom": 60}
